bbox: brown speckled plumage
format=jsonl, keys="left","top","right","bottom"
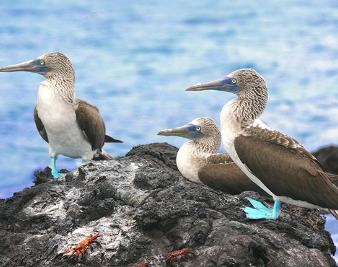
{"left": 158, "top": 117, "right": 268, "bottom": 195}
{"left": 186, "top": 68, "right": 338, "bottom": 218}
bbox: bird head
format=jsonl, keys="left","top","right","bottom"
{"left": 157, "top": 117, "right": 220, "bottom": 142}
{"left": 185, "top": 68, "right": 267, "bottom": 98}
{"left": 0, "top": 52, "right": 75, "bottom": 79}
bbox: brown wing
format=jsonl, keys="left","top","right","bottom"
{"left": 199, "top": 161, "right": 269, "bottom": 196}
{"left": 34, "top": 105, "right": 48, "bottom": 143}
{"left": 326, "top": 172, "right": 338, "bottom": 188}
{"left": 234, "top": 128, "right": 338, "bottom": 209}
{"left": 206, "top": 153, "right": 232, "bottom": 164}
{"left": 75, "top": 99, "right": 106, "bottom": 151}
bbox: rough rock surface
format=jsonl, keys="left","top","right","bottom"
{"left": 313, "top": 145, "right": 338, "bottom": 175}
{"left": 0, "top": 142, "right": 337, "bottom": 267}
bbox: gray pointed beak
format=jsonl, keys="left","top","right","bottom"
{"left": 157, "top": 123, "right": 203, "bottom": 140}
{"left": 0, "top": 59, "right": 50, "bottom": 75}
{"left": 0, "top": 60, "right": 37, "bottom": 72}
{"left": 158, "top": 124, "right": 192, "bottom": 138}
{"left": 186, "top": 77, "right": 239, "bottom": 93}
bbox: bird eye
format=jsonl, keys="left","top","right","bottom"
{"left": 196, "top": 126, "right": 201, "bottom": 131}
{"left": 231, "top": 78, "right": 237, "bottom": 84}
{"left": 39, "top": 60, "right": 45, "bottom": 65}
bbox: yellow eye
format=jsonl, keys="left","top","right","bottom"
{"left": 196, "top": 126, "right": 201, "bottom": 131}
{"left": 231, "top": 78, "right": 237, "bottom": 84}
{"left": 40, "top": 60, "right": 45, "bottom": 65}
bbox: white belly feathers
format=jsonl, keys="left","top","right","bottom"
{"left": 37, "top": 82, "right": 93, "bottom": 160}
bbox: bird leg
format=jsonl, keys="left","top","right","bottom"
{"left": 244, "top": 199, "right": 280, "bottom": 219}
{"left": 51, "top": 157, "right": 62, "bottom": 178}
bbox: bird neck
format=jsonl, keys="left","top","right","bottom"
{"left": 41, "top": 74, "right": 76, "bottom": 104}
{"left": 192, "top": 136, "right": 220, "bottom": 155}
{"left": 48, "top": 72, "right": 75, "bottom": 86}
{"left": 227, "top": 89, "right": 267, "bottom": 128}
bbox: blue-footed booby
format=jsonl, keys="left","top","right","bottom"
{"left": 157, "top": 117, "right": 267, "bottom": 195}
{"left": 0, "top": 52, "right": 123, "bottom": 178}
{"left": 186, "top": 69, "right": 338, "bottom": 220}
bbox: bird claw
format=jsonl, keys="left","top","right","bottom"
{"left": 50, "top": 157, "right": 63, "bottom": 178}
{"left": 247, "top": 199, "right": 272, "bottom": 213}
{"left": 51, "top": 170, "right": 63, "bottom": 178}
{"left": 244, "top": 199, "right": 279, "bottom": 219}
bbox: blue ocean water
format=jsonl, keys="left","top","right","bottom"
{"left": 1, "top": 0, "right": 338, "bottom": 261}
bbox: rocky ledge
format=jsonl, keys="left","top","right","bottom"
{"left": 0, "top": 143, "right": 337, "bottom": 267}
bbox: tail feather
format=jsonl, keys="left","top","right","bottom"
{"left": 105, "top": 135, "right": 123, "bottom": 143}
{"left": 101, "top": 150, "right": 113, "bottom": 160}
{"left": 329, "top": 209, "right": 338, "bottom": 220}
{"left": 93, "top": 150, "right": 113, "bottom": 160}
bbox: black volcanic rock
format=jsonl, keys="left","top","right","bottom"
{"left": 0, "top": 143, "right": 336, "bottom": 267}
{"left": 313, "top": 145, "right": 338, "bottom": 175}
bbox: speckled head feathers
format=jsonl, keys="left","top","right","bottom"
{"left": 158, "top": 117, "right": 221, "bottom": 147}
{"left": 227, "top": 69, "right": 268, "bottom": 125}
{"left": 190, "top": 117, "right": 221, "bottom": 141}
{"left": 228, "top": 68, "right": 267, "bottom": 97}
{"left": 38, "top": 52, "right": 75, "bottom": 79}
{"left": 186, "top": 68, "right": 268, "bottom": 125}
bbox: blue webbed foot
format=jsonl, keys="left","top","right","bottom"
{"left": 51, "top": 157, "right": 63, "bottom": 178}
{"left": 244, "top": 199, "right": 280, "bottom": 220}
{"left": 51, "top": 170, "right": 63, "bottom": 178}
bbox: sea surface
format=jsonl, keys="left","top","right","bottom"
{"left": 1, "top": 0, "right": 338, "bottom": 261}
